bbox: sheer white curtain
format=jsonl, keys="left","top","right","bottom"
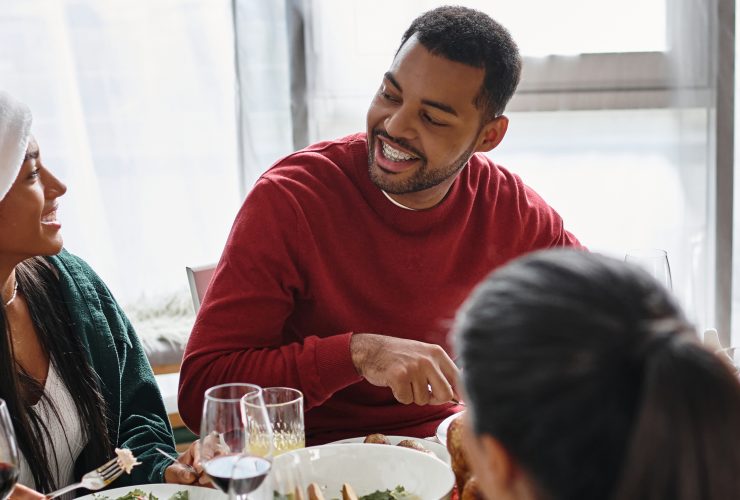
{"left": 233, "top": 0, "right": 296, "bottom": 191}
{"left": 1, "top": 0, "right": 240, "bottom": 305}
{"left": 1, "top": 0, "right": 727, "bottom": 332}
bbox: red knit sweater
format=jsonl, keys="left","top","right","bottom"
{"left": 179, "top": 133, "right": 581, "bottom": 444}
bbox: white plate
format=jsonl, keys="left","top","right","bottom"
{"left": 77, "top": 483, "right": 223, "bottom": 500}
{"left": 329, "top": 435, "right": 450, "bottom": 464}
{"left": 255, "top": 443, "right": 453, "bottom": 500}
{"left": 436, "top": 412, "right": 464, "bottom": 446}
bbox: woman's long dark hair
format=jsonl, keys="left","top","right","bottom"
{"left": 456, "top": 249, "right": 740, "bottom": 500}
{"left": 0, "top": 256, "right": 111, "bottom": 492}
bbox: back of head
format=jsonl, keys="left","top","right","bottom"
{"left": 455, "top": 249, "right": 740, "bottom": 500}
{"left": 399, "top": 6, "right": 522, "bottom": 121}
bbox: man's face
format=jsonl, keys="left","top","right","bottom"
{"left": 366, "top": 35, "right": 499, "bottom": 208}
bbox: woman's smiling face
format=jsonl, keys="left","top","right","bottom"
{"left": 0, "top": 136, "right": 67, "bottom": 263}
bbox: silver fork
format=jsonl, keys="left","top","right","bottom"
{"left": 47, "top": 456, "right": 125, "bottom": 498}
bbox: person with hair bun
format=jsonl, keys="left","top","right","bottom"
{"left": 455, "top": 249, "right": 740, "bottom": 500}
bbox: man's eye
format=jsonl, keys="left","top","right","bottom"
{"left": 381, "top": 91, "right": 400, "bottom": 103}
{"left": 423, "top": 113, "right": 446, "bottom": 126}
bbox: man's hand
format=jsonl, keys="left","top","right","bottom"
{"left": 350, "top": 333, "right": 460, "bottom": 405}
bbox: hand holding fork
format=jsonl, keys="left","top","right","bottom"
{"left": 47, "top": 456, "right": 124, "bottom": 498}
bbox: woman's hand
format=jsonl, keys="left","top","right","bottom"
{"left": 163, "top": 441, "right": 203, "bottom": 485}
{"left": 8, "top": 484, "right": 45, "bottom": 500}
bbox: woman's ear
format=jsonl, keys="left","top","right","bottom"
{"left": 475, "top": 116, "right": 509, "bottom": 153}
{"left": 473, "top": 433, "right": 537, "bottom": 500}
{"left": 480, "top": 434, "right": 516, "bottom": 489}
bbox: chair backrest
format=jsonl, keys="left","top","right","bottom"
{"left": 185, "top": 263, "right": 217, "bottom": 313}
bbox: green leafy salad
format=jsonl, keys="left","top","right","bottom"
{"left": 94, "top": 489, "right": 189, "bottom": 500}
{"left": 356, "top": 486, "right": 418, "bottom": 500}
{"left": 273, "top": 485, "right": 418, "bottom": 500}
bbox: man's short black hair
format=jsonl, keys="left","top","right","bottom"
{"left": 398, "top": 5, "right": 522, "bottom": 122}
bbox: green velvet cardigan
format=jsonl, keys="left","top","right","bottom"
{"left": 49, "top": 249, "right": 177, "bottom": 487}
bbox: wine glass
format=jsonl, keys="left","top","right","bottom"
{"left": 200, "top": 383, "right": 271, "bottom": 500}
{"left": 625, "top": 248, "right": 673, "bottom": 290}
{"left": 227, "top": 390, "right": 275, "bottom": 500}
{"left": 261, "top": 388, "right": 304, "bottom": 455}
{"left": 0, "top": 399, "right": 19, "bottom": 500}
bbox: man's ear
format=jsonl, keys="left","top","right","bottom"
{"left": 475, "top": 115, "right": 509, "bottom": 153}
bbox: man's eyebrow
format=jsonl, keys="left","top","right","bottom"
{"left": 421, "top": 99, "right": 458, "bottom": 117}
{"left": 24, "top": 149, "right": 39, "bottom": 161}
{"left": 383, "top": 71, "right": 458, "bottom": 117}
{"left": 384, "top": 72, "right": 402, "bottom": 91}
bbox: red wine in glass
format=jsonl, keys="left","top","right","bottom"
{"left": 0, "top": 462, "right": 18, "bottom": 500}
{"left": 204, "top": 454, "right": 271, "bottom": 495}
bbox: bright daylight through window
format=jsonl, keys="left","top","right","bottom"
{"left": 1, "top": 0, "right": 732, "bottom": 345}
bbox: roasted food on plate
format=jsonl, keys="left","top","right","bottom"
{"left": 363, "top": 433, "right": 391, "bottom": 445}
{"left": 446, "top": 415, "right": 477, "bottom": 495}
{"left": 362, "top": 434, "right": 434, "bottom": 457}
{"left": 396, "top": 439, "right": 434, "bottom": 456}
{"left": 461, "top": 476, "right": 484, "bottom": 500}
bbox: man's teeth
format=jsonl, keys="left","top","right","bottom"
{"left": 41, "top": 211, "right": 56, "bottom": 222}
{"left": 382, "top": 142, "right": 417, "bottom": 162}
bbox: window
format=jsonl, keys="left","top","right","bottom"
{"left": 292, "top": 0, "right": 718, "bottom": 334}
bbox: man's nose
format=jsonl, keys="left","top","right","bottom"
{"left": 384, "top": 105, "right": 417, "bottom": 140}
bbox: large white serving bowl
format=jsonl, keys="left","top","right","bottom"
{"left": 257, "top": 443, "right": 454, "bottom": 499}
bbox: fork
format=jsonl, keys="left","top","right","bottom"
{"left": 47, "top": 456, "right": 125, "bottom": 498}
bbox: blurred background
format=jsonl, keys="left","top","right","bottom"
{"left": 0, "top": 0, "right": 737, "bottom": 344}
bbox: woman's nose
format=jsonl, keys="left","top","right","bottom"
{"left": 43, "top": 168, "right": 67, "bottom": 198}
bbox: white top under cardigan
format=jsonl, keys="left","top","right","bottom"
{"left": 17, "top": 362, "right": 87, "bottom": 493}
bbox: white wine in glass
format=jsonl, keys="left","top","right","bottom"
{"left": 260, "top": 387, "right": 304, "bottom": 455}
{"left": 625, "top": 248, "right": 673, "bottom": 290}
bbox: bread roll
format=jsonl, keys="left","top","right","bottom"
{"left": 363, "top": 433, "right": 391, "bottom": 444}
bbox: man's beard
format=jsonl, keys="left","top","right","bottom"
{"left": 367, "top": 129, "right": 476, "bottom": 195}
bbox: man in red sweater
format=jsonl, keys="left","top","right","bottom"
{"left": 179, "top": 5, "right": 582, "bottom": 444}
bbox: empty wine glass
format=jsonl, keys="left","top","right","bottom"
{"left": 200, "top": 383, "right": 272, "bottom": 500}
{"left": 0, "top": 399, "right": 19, "bottom": 500}
{"left": 625, "top": 248, "right": 673, "bottom": 290}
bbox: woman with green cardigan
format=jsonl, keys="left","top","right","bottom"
{"left": 0, "top": 91, "right": 199, "bottom": 495}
